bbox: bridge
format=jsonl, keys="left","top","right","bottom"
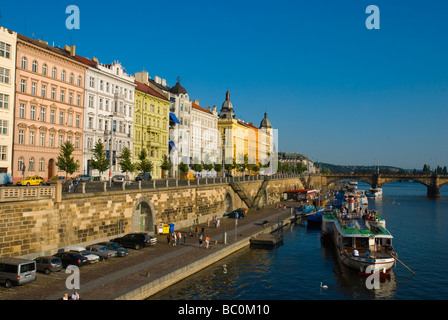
{"left": 320, "top": 173, "right": 448, "bottom": 198}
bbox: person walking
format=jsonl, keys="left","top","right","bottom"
{"left": 177, "top": 232, "right": 181, "bottom": 246}
{"left": 172, "top": 232, "right": 177, "bottom": 246}
{"left": 206, "top": 236, "right": 210, "bottom": 249}
{"left": 183, "top": 233, "right": 187, "bottom": 245}
{"left": 199, "top": 234, "right": 203, "bottom": 247}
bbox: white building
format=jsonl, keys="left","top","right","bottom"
{"left": 0, "top": 26, "right": 16, "bottom": 173}
{"left": 191, "top": 100, "right": 219, "bottom": 175}
{"left": 75, "top": 56, "right": 135, "bottom": 180}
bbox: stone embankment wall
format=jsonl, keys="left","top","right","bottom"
{"left": 0, "top": 176, "right": 318, "bottom": 259}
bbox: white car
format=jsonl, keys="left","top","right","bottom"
{"left": 63, "top": 246, "right": 100, "bottom": 263}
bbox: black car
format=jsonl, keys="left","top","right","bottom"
{"left": 135, "top": 172, "right": 152, "bottom": 181}
{"left": 224, "top": 208, "right": 247, "bottom": 219}
{"left": 111, "top": 233, "right": 157, "bottom": 250}
{"left": 53, "top": 252, "right": 89, "bottom": 268}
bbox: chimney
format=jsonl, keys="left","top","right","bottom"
{"left": 92, "top": 57, "right": 99, "bottom": 63}
{"left": 135, "top": 71, "right": 149, "bottom": 85}
{"left": 70, "top": 45, "right": 76, "bottom": 57}
{"left": 161, "top": 79, "right": 166, "bottom": 87}
{"left": 154, "top": 76, "right": 161, "bottom": 84}
{"left": 194, "top": 99, "right": 199, "bottom": 105}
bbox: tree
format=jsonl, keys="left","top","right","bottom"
{"left": 160, "top": 154, "right": 172, "bottom": 178}
{"left": 213, "top": 163, "right": 222, "bottom": 174}
{"left": 178, "top": 161, "right": 189, "bottom": 173}
{"left": 56, "top": 141, "right": 79, "bottom": 178}
{"left": 192, "top": 162, "right": 203, "bottom": 174}
{"left": 118, "top": 147, "right": 135, "bottom": 177}
{"left": 135, "top": 148, "right": 153, "bottom": 173}
{"left": 90, "top": 140, "right": 110, "bottom": 178}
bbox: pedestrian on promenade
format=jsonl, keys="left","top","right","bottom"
{"left": 184, "top": 233, "right": 187, "bottom": 245}
{"left": 62, "top": 293, "right": 69, "bottom": 300}
{"left": 167, "top": 234, "right": 170, "bottom": 244}
{"left": 71, "top": 291, "right": 80, "bottom": 300}
{"left": 172, "top": 232, "right": 177, "bottom": 246}
{"left": 199, "top": 234, "right": 203, "bottom": 247}
{"left": 177, "top": 232, "right": 181, "bottom": 245}
{"left": 206, "top": 236, "right": 210, "bottom": 249}
{"left": 189, "top": 226, "right": 193, "bottom": 237}
{"left": 195, "top": 226, "right": 199, "bottom": 237}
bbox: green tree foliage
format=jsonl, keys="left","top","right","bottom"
{"left": 118, "top": 147, "right": 135, "bottom": 176}
{"left": 178, "top": 161, "right": 189, "bottom": 173}
{"left": 56, "top": 141, "right": 79, "bottom": 178}
{"left": 90, "top": 140, "right": 110, "bottom": 177}
{"left": 135, "top": 148, "right": 153, "bottom": 173}
{"left": 160, "top": 154, "right": 172, "bottom": 171}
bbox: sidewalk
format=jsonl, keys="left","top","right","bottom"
{"left": 0, "top": 203, "right": 297, "bottom": 300}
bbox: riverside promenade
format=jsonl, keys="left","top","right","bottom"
{"left": 0, "top": 203, "right": 297, "bottom": 300}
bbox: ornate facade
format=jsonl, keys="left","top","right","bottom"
{"left": 13, "top": 34, "right": 86, "bottom": 181}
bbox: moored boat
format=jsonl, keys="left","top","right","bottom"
{"left": 366, "top": 187, "right": 383, "bottom": 199}
{"left": 322, "top": 209, "right": 395, "bottom": 273}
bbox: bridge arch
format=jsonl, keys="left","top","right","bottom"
{"left": 224, "top": 190, "right": 234, "bottom": 213}
{"left": 132, "top": 196, "right": 157, "bottom": 235}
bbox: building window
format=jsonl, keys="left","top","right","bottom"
{"left": 42, "top": 64, "right": 47, "bottom": 76}
{"left": 29, "top": 157, "right": 35, "bottom": 171}
{"left": 75, "top": 137, "right": 79, "bottom": 149}
{"left": 40, "top": 132, "right": 45, "bottom": 146}
{"left": 77, "top": 95, "right": 81, "bottom": 106}
{"left": 0, "top": 120, "right": 7, "bottom": 135}
{"left": 69, "top": 92, "right": 73, "bottom": 105}
{"left": 18, "top": 157, "right": 24, "bottom": 171}
{"left": 60, "top": 90, "right": 65, "bottom": 102}
{"left": 76, "top": 115, "right": 80, "bottom": 128}
{"left": 88, "top": 117, "right": 93, "bottom": 129}
{"left": 19, "top": 104, "right": 25, "bottom": 118}
{"left": 40, "top": 107, "right": 46, "bottom": 122}
{"left": 0, "top": 146, "right": 7, "bottom": 161}
{"left": 88, "top": 95, "right": 94, "bottom": 108}
{"left": 39, "top": 158, "right": 44, "bottom": 171}
{"left": 77, "top": 76, "right": 82, "bottom": 86}
{"left": 0, "top": 42, "right": 11, "bottom": 59}
{"left": 30, "top": 105, "right": 36, "bottom": 120}
{"left": 61, "top": 70, "right": 66, "bottom": 82}
{"left": 0, "top": 94, "right": 9, "bottom": 109}
{"left": 31, "top": 82, "right": 36, "bottom": 95}
{"left": 29, "top": 131, "right": 35, "bottom": 145}
{"left": 51, "top": 87, "right": 56, "bottom": 100}
{"left": 52, "top": 67, "right": 57, "bottom": 79}
{"left": 59, "top": 135, "right": 63, "bottom": 147}
{"left": 32, "top": 60, "right": 38, "bottom": 72}
{"left": 41, "top": 85, "right": 46, "bottom": 98}
{"left": 89, "top": 76, "right": 94, "bottom": 88}
{"left": 68, "top": 113, "right": 73, "bottom": 127}
{"left": 50, "top": 110, "right": 55, "bottom": 123}
{"left": 50, "top": 134, "right": 54, "bottom": 147}
{"left": 69, "top": 73, "right": 74, "bottom": 84}
{"left": 59, "top": 112, "right": 64, "bottom": 125}
{"left": 18, "top": 130, "right": 24, "bottom": 144}
{"left": 100, "top": 80, "right": 103, "bottom": 91}
{"left": 20, "top": 79, "right": 28, "bottom": 93}
{"left": 0, "top": 68, "right": 10, "bottom": 84}
{"left": 21, "top": 57, "right": 27, "bottom": 69}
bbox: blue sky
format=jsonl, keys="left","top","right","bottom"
{"left": 1, "top": 0, "right": 447, "bottom": 169}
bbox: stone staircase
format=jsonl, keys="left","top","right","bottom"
{"left": 229, "top": 181, "right": 254, "bottom": 208}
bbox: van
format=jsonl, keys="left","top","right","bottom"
{"left": 180, "top": 172, "right": 195, "bottom": 181}
{"left": 0, "top": 258, "right": 37, "bottom": 288}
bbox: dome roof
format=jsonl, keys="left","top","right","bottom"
{"left": 170, "top": 81, "right": 187, "bottom": 94}
{"left": 221, "top": 91, "right": 233, "bottom": 110}
{"left": 260, "top": 112, "right": 272, "bottom": 129}
{"left": 219, "top": 91, "right": 235, "bottom": 119}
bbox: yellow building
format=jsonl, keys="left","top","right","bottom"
{"left": 218, "top": 91, "right": 273, "bottom": 175}
{"left": 133, "top": 80, "right": 170, "bottom": 179}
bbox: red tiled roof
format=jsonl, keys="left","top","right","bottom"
{"left": 191, "top": 102, "right": 212, "bottom": 114}
{"left": 74, "top": 55, "right": 98, "bottom": 67}
{"left": 135, "top": 81, "right": 170, "bottom": 101}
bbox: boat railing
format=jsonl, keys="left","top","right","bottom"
{"left": 343, "top": 246, "right": 394, "bottom": 259}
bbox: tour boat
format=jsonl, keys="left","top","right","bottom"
{"left": 366, "top": 187, "right": 383, "bottom": 199}
{"left": 322, "top": 209, "right": 395, "bottom": 273}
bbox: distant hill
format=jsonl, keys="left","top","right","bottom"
{"left": 314, "top": 162, "right": 408, "bottom": 174}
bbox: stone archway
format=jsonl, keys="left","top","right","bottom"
{"left": 224, "top": 191, "right": 233, "bottom": 213}
{"left": 132, "top": 196, "right": 157, "bottom": 235}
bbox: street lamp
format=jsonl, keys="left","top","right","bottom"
{"left": 108, "top": 115, "right": 115, "bottom": 186}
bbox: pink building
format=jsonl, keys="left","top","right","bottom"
{"left": 13, "top": 34, "right": 87, "bottom": 181}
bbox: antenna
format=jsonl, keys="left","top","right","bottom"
{"left": 0, "top": 10, "right": 2, "bottom": 26}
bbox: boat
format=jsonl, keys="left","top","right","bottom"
{"left": 366, "top": 187, "right": 383, "bottom": 199}
{"left": 355, "top": 190, "right": 369, "bottom": 206}
{"left": 349, "top": 181, "right": 358, "bottom": 189}
{"left": 322, "top": 208, "right": 395, "bottom": 273}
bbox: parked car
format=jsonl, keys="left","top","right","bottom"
{"left": 111, "top": 233, "right": 157, "bottom": 250}
{"left": 135, "top": 172, "right": 152, "bottom": 181}
{"left": 16, "top": 175, "right": 45, "bottom": 186}
{"left": 53, "top": 252, "right": 89, "bottom": 268}
{"left": 34, "top": 256, "right": 63, "bottom": 274}
{"left": 77, "top": 174, "right": 92, "bottom": 182}
{"left": 224, "top": 208, "right": 247, "bottom": 219}
{"left": 0, "top": 258, "right": 36, "bottom": 288}
{"left": 112, "top": 175, "right": 133, "bottom": 185}
{"left": 47, "top": 176, "right": 66, "bottom": 185}
{"left": 62, "top": 246, "right": 100, "bottom": 263}
{"left": 96, "top": 242, "right": 130, "bottom": 257}
{"left": 0, "top": 173, "right": 13, "bottom": 186}
{"left": 85, "top": 245, "right": 117, "bottom": 260}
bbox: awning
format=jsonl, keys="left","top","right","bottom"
{"left": 169, "top": 141, "right": 177, "bottom": 149}
{"left": 169, "top": 113, "right": 180, "bottom": 124}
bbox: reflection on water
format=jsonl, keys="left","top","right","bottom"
{"left": 149, "top": 182, "right": 448, "bottom": 300}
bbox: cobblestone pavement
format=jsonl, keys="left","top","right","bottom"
{"left": 0, "top": 203, "right": 298, "bottom": 300}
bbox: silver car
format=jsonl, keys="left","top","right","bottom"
{"left": 86, "top": 245, "right": 117, "bottom": 260}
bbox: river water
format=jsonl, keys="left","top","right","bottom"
{"left": 149, "top": 181, "right": 448, "bottom": 300}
